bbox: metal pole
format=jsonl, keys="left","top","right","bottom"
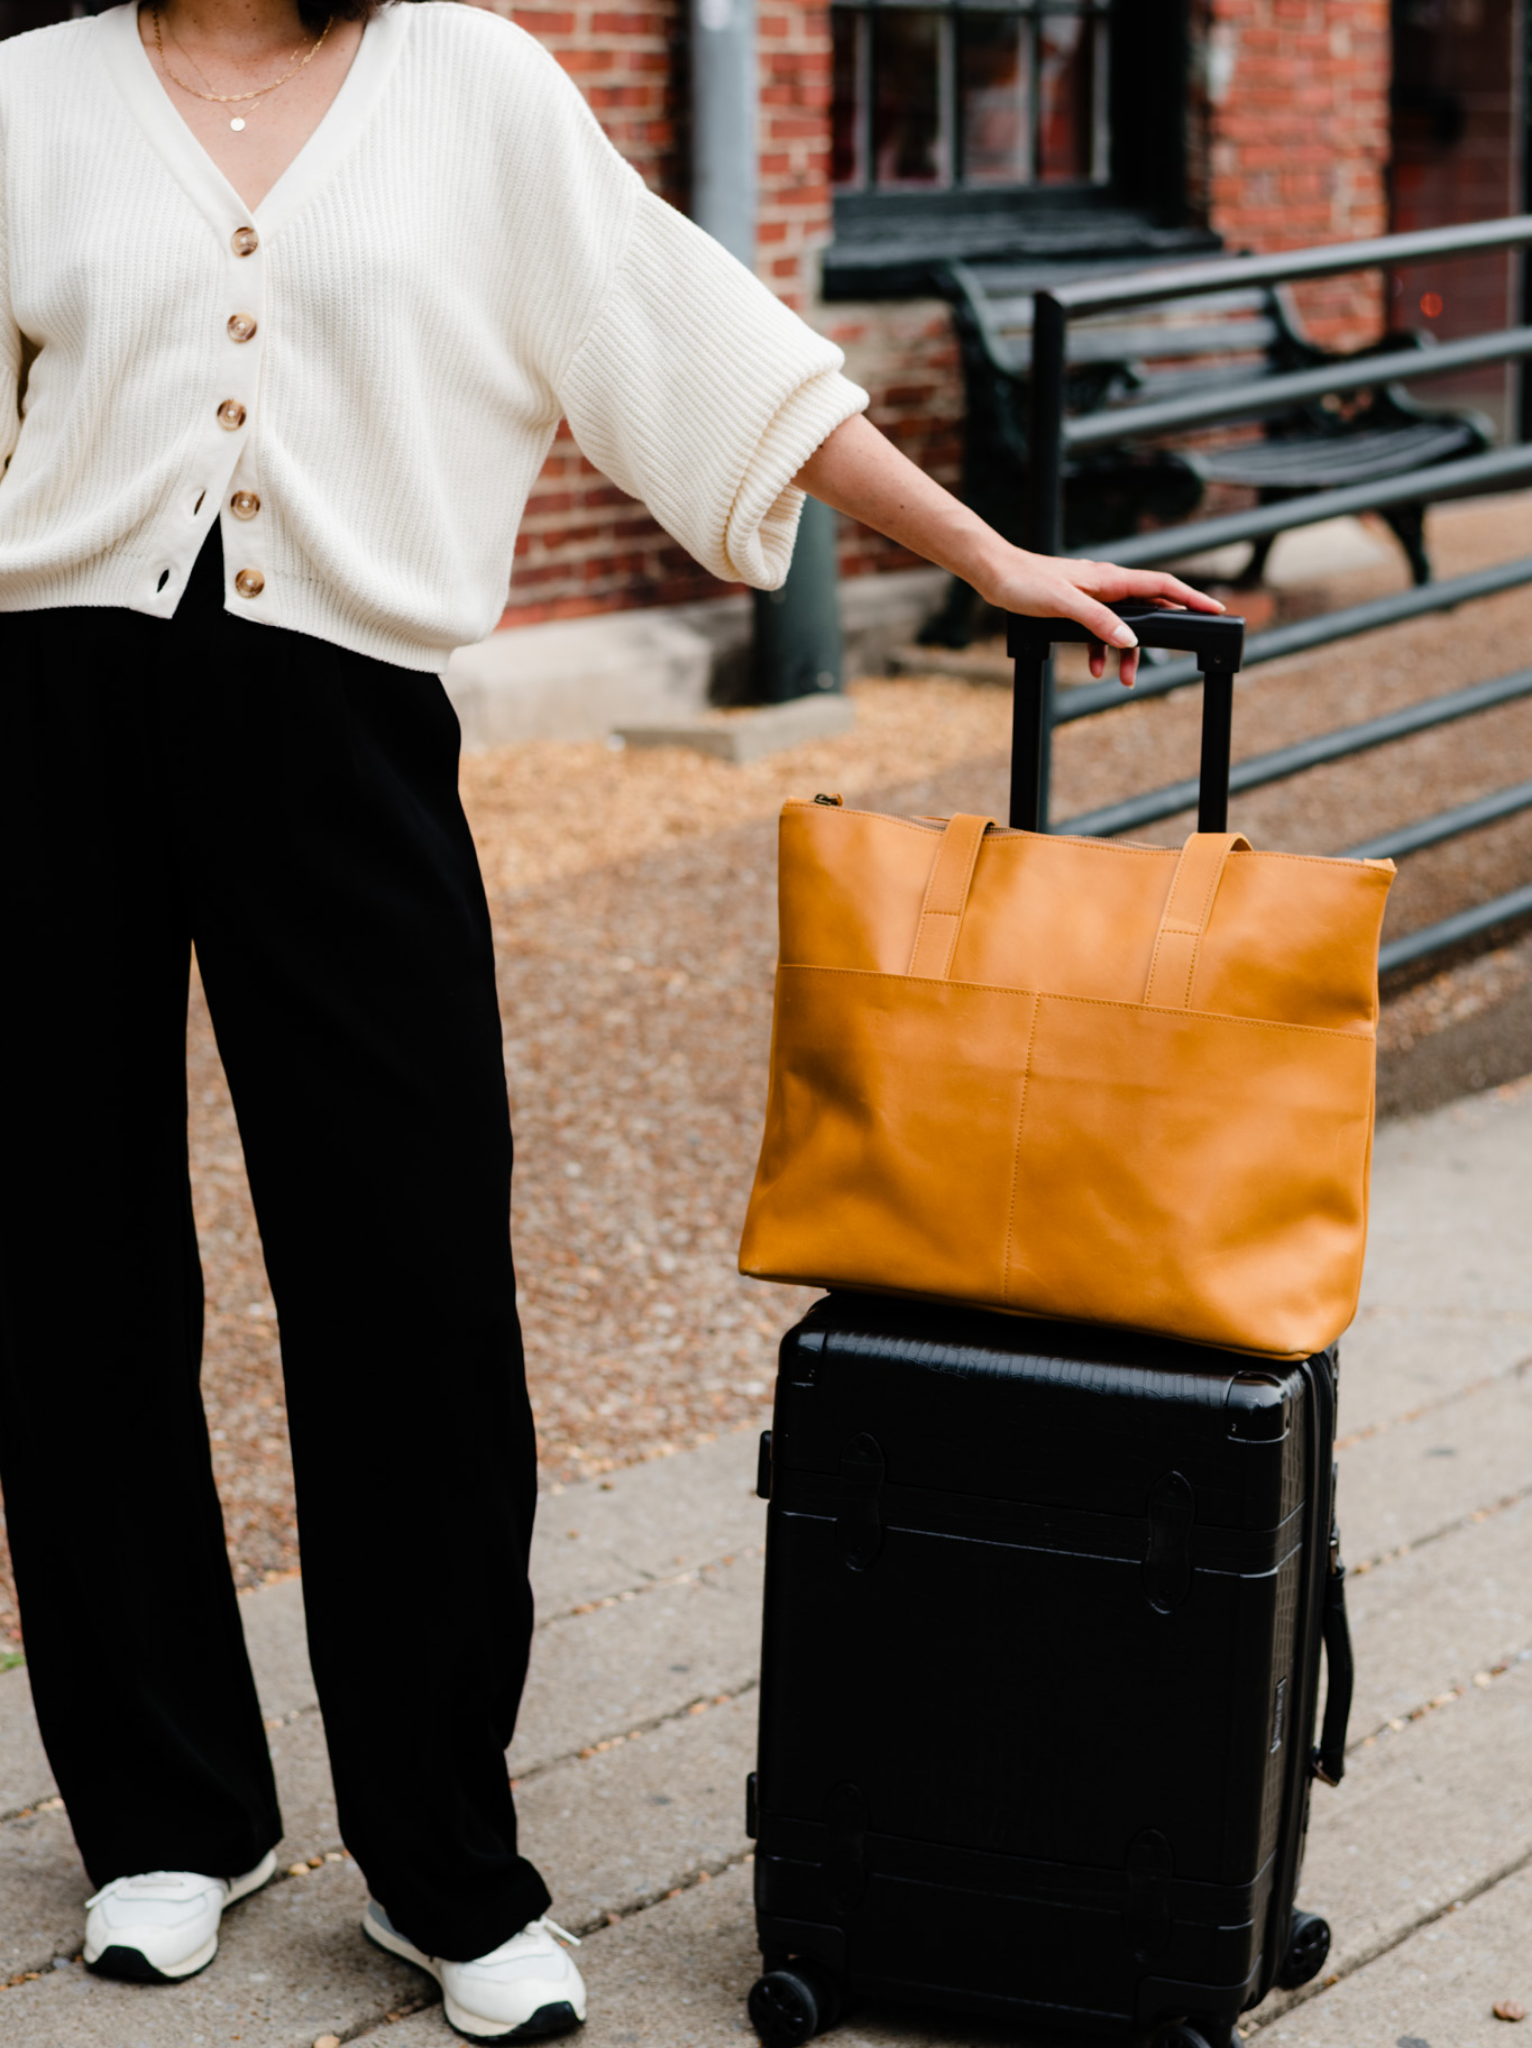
{"left": 1197, "top": 668, "right": 1235, "bottom": 834}
{"left": 690, "top": 0, "right": 843, "bottom": 701}
{"left": 690, "top": 0, "right": 757, "bottom": 269}
{"left": 1009, "top": 651, "right": 1048, "bottom": 831}
{"left": 1024, "top": 291, "right": 1068, "bottom": 827}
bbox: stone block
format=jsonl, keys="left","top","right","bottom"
{"left": 444, "top": 568, "right": 946, "bottom": 749}
{"left": 614, "top": 692, "right": 854, "bottom": 764}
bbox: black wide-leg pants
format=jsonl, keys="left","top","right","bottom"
{"left": 0, "top": 537, "right": 550, "bottom": 1961}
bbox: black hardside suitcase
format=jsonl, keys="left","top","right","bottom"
{"left": 746, "top": 1295, "right": 1353, "bottom": 2048}
{"left": 744, "top": 608, "right": 1355, "bottom": 2048}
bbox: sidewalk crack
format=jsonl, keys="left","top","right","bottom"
{"left": 1243, "top": 1839, "right": 1532, "bottom": 2035}
{"left": 1347, "top": 1640, "right": 1532, "bottom": 1753}
{"left": 1348, "top": 1477, "right": 1532, "bottom": 1580}
{"left": 1335, "top": 1349, "right": 1532, "bottom": 1454}
{"left": 509, "top": 1680, "right": 759, "bottom": 1791}
{"left": 535, "top": 1545, "right": 764, "bottom": 1632}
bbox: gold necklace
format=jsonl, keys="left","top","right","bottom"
{"left": 151, "top": 7, "right": 332, "bottom": 130}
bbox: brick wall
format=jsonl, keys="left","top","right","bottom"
{"left": 826, "top": 300, "right": 967, "bottom": 578}
{"left": 1189, "top": 0, "right": 1392, "bottom": 347}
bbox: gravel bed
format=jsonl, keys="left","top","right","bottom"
{"left": 2, "top": 495, "right": 1530, "bottom": 1641}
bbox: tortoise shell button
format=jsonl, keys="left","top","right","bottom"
{"left": 230, "top": 490, "right": 261, "bottom": 521}
{"left": 217, "top": 400, "right": 247, "bottom": 431}
{"left": 227, "top": 313, "right": 258, "bottom": 344}
{"left": 234, "top": 568, "right": 265, "bottom": 599}
{"left": 231, "top": 226, "right": 259, "bottom": 257}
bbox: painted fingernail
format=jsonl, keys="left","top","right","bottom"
{"left": 1113, "top": 627, "right": 1138, "bottom": 648}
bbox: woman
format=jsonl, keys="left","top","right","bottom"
{"left": 0, "top": 0, "right": 1217, "bottom": 2037}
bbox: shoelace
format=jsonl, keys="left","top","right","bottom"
{"left": 537, "top": 1916, "right": 581, "bottom": 1948}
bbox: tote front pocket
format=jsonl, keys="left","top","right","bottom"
{"left": 741, "top": 964, "right": 1038, "bottom": 1309}
{"left": 1002, "top": 994, "right": 1376, "bottom": 1358}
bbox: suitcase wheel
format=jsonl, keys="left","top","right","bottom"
{"left": 1275, "top": 1909, "right": 1332, "bottom": 1989}
{"left": 1150, "top": 2026, "right": 1224, "bottom": 2048}
{"left": 747, "top": 1960, "right": 843, "bottom": 2045}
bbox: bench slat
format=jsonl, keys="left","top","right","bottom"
{"left": 989, "top": 323, "right": 1282, "bottom": 375}
{"left": 1198, "top": 421, "right": 1479, "bottom": 489}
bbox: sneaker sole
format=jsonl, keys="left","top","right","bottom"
{"left": 87, "top": 1935, "right": 219, "bottom": 1984}
{"left": 84, "top": 1849, "right": 279, "bottom": 1984}
{"left": 362, "top": 1913, "right": 583, "bottom": 2042}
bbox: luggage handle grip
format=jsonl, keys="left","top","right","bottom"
{"left": 1005, "top": 603, "right": 1247, "bottom": 835}
{"left": 1312, "top": 1502, "right": 1354, "bottom": 1787}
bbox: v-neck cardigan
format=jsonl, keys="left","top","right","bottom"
{"left": 0, "top": 3, "right": 867, "bottom": 672}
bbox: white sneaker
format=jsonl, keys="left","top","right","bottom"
{"left": 362, "top": 1899, "right": 586, "bottom": 2041}
{"left": 83, "top": 1850, "right": 277, "bottom": 1982}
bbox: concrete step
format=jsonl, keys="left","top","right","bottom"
{"left": 1361, "top": 1090, "right": 1532, "bottom": 1319}
{"left": 359, "top": 1861, "right": 768, "bottom": 2048}
{"left": 512, "top": 1551, "right": 764, "bottom": 1778}
{"left": 364, "top": 1658, "right": 1532, "bottom": 2047}
{"left": 1335, "top": 1359, "right": 1532, "bottom": 1568}
{"left": 530, "top": 1432, "right": 765, "bottom": 1621}
{"left": 1338, "top": 1085, "right": 1532, "bottom": 1438}
{"left": 0, "top": 1805, "right": 81, "bottom": 1984}
{"left": 1343, "top": 1490, "right": 1532, "bottom": 1738}
{"left": 357, "top": 1859, "right": 1015, "bottom": 2048}
{"left": 1338, "top": 1302, "right": 1532, "bottom": 1440}
{"left": 0, "top": 1667, "right": 55, "bottom": 1818}
{"left": 1254, "top": 1863, "right": 1532, "bottom": 2047}
{"left": 516, "top": 1687, "right": 755, "bottom": 1935}
{"left": 0, "top": 1854, "right": 424, "bottom": 2046}
{"left": 1267, "top": 1653, "right": 1532, "bottom": 2006}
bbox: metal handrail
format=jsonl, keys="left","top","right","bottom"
{"left": 1022, "top": 213, "right": 1532, "bottom": 971}
{"left": 1091, "top": 445, "right": 1532, "bottom": 572}
{"left": 1378, "top": 882, "right": 1532, "bottom": 973}
{"left": 1344, "top": 778, "right": 1532, "bottom": 862}
{"left": 1054, "top": 554, "right": 1532, "bottom": 719}
{"left": 1046, "top": 215, "right": 1532, "bottom": 317}
{"left": 1055, "top": 668, "right": 1532, "bottom": 839}
{"left": 1064, "top": 327, "right": 1532, "bottom": 451}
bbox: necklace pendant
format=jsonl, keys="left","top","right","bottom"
{"left": 230, "top": 115, "right": 246, "bottom": 130}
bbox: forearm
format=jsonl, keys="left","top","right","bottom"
{"left": 793, "top": 412, "right": 1223, "bottom": 680}
{"left": 793, "top": 413, "right": 1011, "bottom": 596}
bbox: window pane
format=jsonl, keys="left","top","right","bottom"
{"left": 831, "top": 10, "right": 863, "bottom": 189}
{"left": 873, "top": 10, "right": 944, "bottom": 187}
{"left": 959, "top": 13, "right": 1031, "bottom": 185}
{"left": 1037, "top": 13, "right": 1095, "bottom": 183}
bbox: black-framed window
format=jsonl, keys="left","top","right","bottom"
{"left": 831, "top": 0, "right": 1112, "bottom": 196}
{"left": 821, "top": 0, "right": 1206, "bottom": 297}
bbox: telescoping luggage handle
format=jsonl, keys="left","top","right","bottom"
{"left": 1006, "top": 602, "right": 1248, "bottom": 836}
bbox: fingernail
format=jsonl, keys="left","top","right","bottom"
{"left": 1113, "top": 627, "right": 1138, "bottom": 648}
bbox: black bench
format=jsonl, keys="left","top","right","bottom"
{"left": 920, "top": 262, "right": 1493, "bottom": 648}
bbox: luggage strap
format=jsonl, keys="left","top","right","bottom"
{"left": 908, "top": 814, "right": 994, "bottom": 978}
{"left": 1144, "top": 831, "right": 1251, "bottom": 1008}
{"left": 1313, "top": 1481, "right": 1354, "bottom": 1787}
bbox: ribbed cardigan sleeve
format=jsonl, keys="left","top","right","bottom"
{"left": 556, "top": 187, "right": 868, "bottom": 589}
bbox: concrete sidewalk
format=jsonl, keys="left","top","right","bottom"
{"left": 1, "top": 1075, "right": 1529, "bottom": 2046}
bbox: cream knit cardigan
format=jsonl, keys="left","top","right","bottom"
{"left": 0, "top": 2, "right": 867, "bottom": 671}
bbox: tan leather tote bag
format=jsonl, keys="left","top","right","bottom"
{"left": 739, "top": 608, "right": 1394, "bottom": 1361}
